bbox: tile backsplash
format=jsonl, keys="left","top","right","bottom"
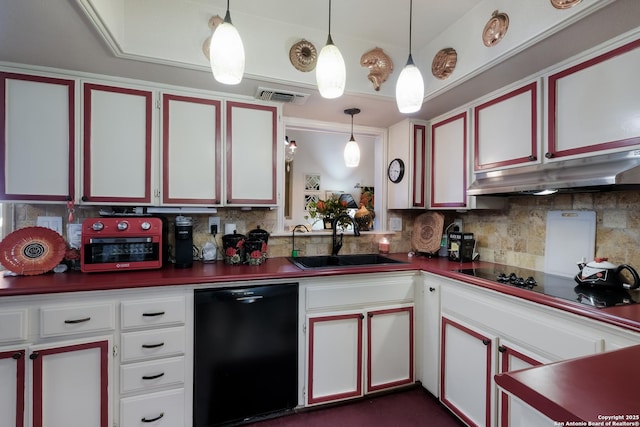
{"left": 8, "top": 189, "right": 640, "bottom": 270}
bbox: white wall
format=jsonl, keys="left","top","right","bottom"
{"left": 285, "top": 128, "right": 376, "bottom": 230}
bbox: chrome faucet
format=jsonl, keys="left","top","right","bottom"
{"left": 331, "top": 214, "right": 360, "bottom": 256}
{"left": 291, "top": 224, "right": 308, "bottom": 257}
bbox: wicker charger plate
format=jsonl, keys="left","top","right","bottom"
{"left": 412, "top": 212, "right": 445, "bottom": 254}
{"left": 0, "top": 226, "right": 66, "bottom": 275}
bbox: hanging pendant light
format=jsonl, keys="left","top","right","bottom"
{"left": 395, "top": 0, "right": 424, "bottom": 113}
{"left": 316, "top": 0, "right": 346, "bottom": 99}
{"left": 344, "top": 108, "right": 361, "bottom": 167}
{"left": 209, "top": 0, "right": 245, "bottom": 85}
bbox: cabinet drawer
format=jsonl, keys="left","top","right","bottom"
{"left": 121, "top": 296, "right": 186, "bottom": 330}
{"left": 120, "top": 388, "right": 185, "bottom": 427}
{"left": 121, "top": 326, "right": 185, "bottom": 362}
{"left": 120, "top": 356, "right": 185, "bottom": 394}
{"left": 40, "top": 303, "right": 115, "bottom": 337}
{"left": 0, "top": 309, "right": 28, "bottom": 342}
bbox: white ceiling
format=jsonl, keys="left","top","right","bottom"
{"left": 1, "top": 0, "right": 639, "bottom": 128}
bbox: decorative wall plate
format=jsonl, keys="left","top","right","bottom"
{"left": 0, "top": 226, "right": 66, "bottom": 275}
{"left": 412, "top": 212, "right": 445, "bottom": 254}
{"left": 482, "top": 10, "right": 510, "bottom": 47}
{"left": 431, "top": 47, "right": 457, "bottom": 80}
{"left": 550, "top": 0, "right": 583, "bottom": 9}
{"left": 289, "top": 39, "right": 317, "bottom": 72}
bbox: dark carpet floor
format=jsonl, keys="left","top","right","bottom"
{"left": 243, "top": 386, "right": 465, "bottom": 427}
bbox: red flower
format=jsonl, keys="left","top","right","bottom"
{"left": 250, "top": 250, "right": 262, "bottom": 259}
{"left": 225, "top": 247, "right": 237, "bottom": 256}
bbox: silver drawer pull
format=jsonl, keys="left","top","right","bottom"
{"left": 141, "top": 342, "right": 165, "bottom": 349}
{"left": 64, "top": 317, "right": 91, "bottom": 324}
{"left": 142, "top": 311, "right": 166, "bottom": 317}
{"left": 141, "top": 413, "right": 164, "bottom": 423}
{"left": 142, "top": 372, "right": 165, "bottom": 380}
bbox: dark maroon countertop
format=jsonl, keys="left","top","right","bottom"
{"left": 495, "top": 344, "right": 640, "bottom": 423}
{"left": 1, "top": 253, "right": 640, "bottom": 333}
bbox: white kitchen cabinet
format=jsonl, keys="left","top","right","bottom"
{"left": 303, "top": 273, "right": 415, "bottom": 406}
{"left": 387, "top": 119, "right": 428, "bottom": 209}
{"left": 30, "top": 337, "right": 111, "bottom": 427}
{"left": 306, "top": 304, "right": 414, "bottom": 405}
{"left": 430, "top": 111, "right": 468, "bottom": 209}
{"left": 0, "top": 347, "right": 25, "bottom": 427}
{"left": 306, "top": 311, "right": 364, "bottom": 405}
{"left": 225, "top": 101, "right": 278, "bottom": 206}
{"left": 161, "top": 92, "right": 222, "bottom": 205}
{"left": 81, "top": 81, "right": 155, "bottom": 205}
{"left": 441, "top": 316, "right": 494, "bottom": 427}
{"left": 547, "top": 36, "right": 640, "bottom": 160}
{"left": 473, "top": 80, "right": 541, "bottom": 171}
{"left": 418, "top": 273, "right": 441, "bottom": 397}
{"left": 119, "top": 294, "right": 187, "bottom": 427}
{"left": 1, "top": 72, "right": 75, "bottom": 202}
{"left": 496, "top": 341, "right": 546, "bottom": 427}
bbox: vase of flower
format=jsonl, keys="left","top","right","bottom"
{"left": 305, "top": 194, "right": 350, "bottom": 229}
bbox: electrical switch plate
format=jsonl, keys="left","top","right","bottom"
{"left": 37, "top": 216, "right": 63, "bottom": 235}
{"left": 389, "top": 217, "right": 402, "bottom": 232}
{"left": 208, "top": 217, "right": 220, "bottom": 234}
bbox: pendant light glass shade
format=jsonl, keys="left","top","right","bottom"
{"left": 316, "top": 0, "right": 345, "bottom": 99}
{"left": 396, "top": 55, "right": 424, "bottom": 113}
{"left": 209, "top": 4, "right": 244, "bottom": 85}
{"left": 344, "top": 108, "right": 361, "bottom": 167}
{"left": 396, "top": 0, "right": 424, "bottom": 113}
{"left": 344, "top": 136, "right": 360, "bottom": 167}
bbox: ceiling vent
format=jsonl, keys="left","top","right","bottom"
{"left": 255, "top": 87, "right": 310, "bottom": 105}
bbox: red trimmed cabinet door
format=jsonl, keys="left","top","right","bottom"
{"left": 82, "top": 82, "right": 154, "bottom": 205}
{"left": 440, "top": 317, "right": 495, "bottom": 427}
{"left": 1, "top": 72, "right": 75, "bottom": 202}
{"left": 496, "top": 341, "right": 545, "bottom": 427}
{"left": 366, "top": 306, "right": 414, "bottom": 393}
{"left": 430, "top": 111, "right": 468, "bottom": 209}
{"left": 0, "top": 348, "right": 26, "bottom": 427}
{"left": 30, "top": 338, "right": 111, "bottom": 427}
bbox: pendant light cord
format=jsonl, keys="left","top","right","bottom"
{"left": 328, "top": 0, "right": 332, "bottom": 35}
{"left": 408, "top": 0, "right": 413, "bottom": 55}
{"left": 350, "top": 111, "right": 354, "bottom": 140}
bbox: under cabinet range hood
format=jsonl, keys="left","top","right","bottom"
{"left": 467, "top": 150, "right": 640, "bottom": 196}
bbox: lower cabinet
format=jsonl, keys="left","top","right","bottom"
{"left": 0, "top": 338, "right": 112, "bottom": 427}
{"left": 306, "top": 305, "right": 414, "bottom": 405}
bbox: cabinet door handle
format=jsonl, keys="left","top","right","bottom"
{"left": 498, "top": 345, "right": 506, "bottom": 353}
{"left": 142, "top": 372, "right": 165, "bottom": 380}
{"left": 142, "top": 311, "right": 166, "bottom": 317}
{"left": 429, "top": 287, "right": 436, "bottom": 292}
{"left": 141, "top": 413, "right": 164, "bottom": 423}
{"left": 545, "top": 152, "right": 554, "bottom": 159}
{"left": 29, "top": 351, "right": 39, "bottom": 360}
{"left": 12, "top": 351, "right": 24, "bottom": 360}
{"left": 142, "top": 342, "right": 165, "bottom": 349}
{"left": 64, "top": 317, "right": 91, "bottom": 324}
{"left": 482, "top": 339, "right": 491, "bottom": 346}
{"left": 528, "top": 155, "right": 537, "bottom": 161}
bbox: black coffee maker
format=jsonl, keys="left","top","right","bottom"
{"left": 174, "top": 215, "right": 193, "bottom": 268}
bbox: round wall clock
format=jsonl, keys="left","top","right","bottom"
{"left": 387, "top": 158, "right": 405, "bottom": 183}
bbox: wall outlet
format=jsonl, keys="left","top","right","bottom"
{"left": 389, "top": 217, "right": 403, "bottom": 232}
{"left": 37, "top": 216, "right": 63, "bottom": 235}
{"left": 453, "top": 218, "right": 463, "bottom": 232}
{"left": 208, "top": 217, "right": 220, "bottom": 234}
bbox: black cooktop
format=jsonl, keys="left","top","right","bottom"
{"left": 454, "top": 265, "right": 640, "bottom": 308}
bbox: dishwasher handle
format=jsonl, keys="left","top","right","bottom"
{"left": 235, "top": 295, "right": 264, "bottom": 304}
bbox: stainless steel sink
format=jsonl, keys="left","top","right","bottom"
{"left": 288, "top": 254, "right": 406, "bottom": 269}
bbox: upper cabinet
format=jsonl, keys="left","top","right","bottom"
{"left": 430, "top": 111, "right": 468, "bottom": 209}
{"left": 82, "top": 82, "right": 154, "bottom": 204}
{"left": 1, "top": 72, "right": 75, "bottom": 202}
{"left": 473, "top": 81, "right": 541, "bottom": 172}
{"left": 161, "top": 92, "right": 222, "bottom": 206}
{"left": 387, "top": 119, "right": 427, "bottom": 209}
{"left": 225, "top": 101, "right": 278, "bottom": 206}
{"left": 547, "top": 37, "right": 640, "bottom": 160}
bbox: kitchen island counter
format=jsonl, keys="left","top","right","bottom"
{"left": 495, "top": 344, "right": 640, "bottom": 423}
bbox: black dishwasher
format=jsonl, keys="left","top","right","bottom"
{"left": 194, "top": 283, "right": 298, "bottom": 426}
